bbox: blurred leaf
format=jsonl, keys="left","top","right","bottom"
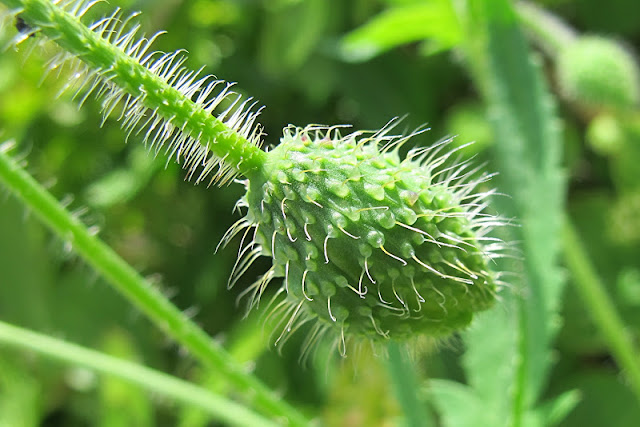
{"left": 340, "top": 0, "right": 462, "bottom": 62}
{"left": 259, "top": 0, "right": 330, "bottom": 76}
{"left": 98, "top": 329, "right": 154, "bottom": 427}
{"left": 0, "top": 355, "right": 43, "bottom": 427}
{"left": 428, "top": 379, "right": 491, "bottom": 427}
{"left": 444, "top": 101, "right": 494, "bottom": 156}
{"left": 559, "top": 372, "right": 640, "bottom": 427}
{"left": 178, "top": 313, "right": 269, "bottom": 427}
{"left": 0, "top": 196, "right": 53, "bottom": 330}
{"left": 436, "top": 0, "right": 567, "bottom": 425}
{"left": 472, "top": 0, "right": 566, "bottom": 404}
{"left": 85, "top": 145, "right": 161, "bottom": 208}
{"left": 523, "top": 389, "right": 582, "bottom": 427}
{"left": 616, "top": 268, "right": 640, "bottom": 307}
{"left": 322, "top": 347, "right": 398, "bottom": 426}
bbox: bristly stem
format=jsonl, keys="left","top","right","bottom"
{"left": 2, "top": 0, "right": 267, "bottom": 182}
{"left": 562, "top": 217, "right": 640, "bottom": 403}
{"left": 0, "top": 320, "right": 278, "bottom": 427}
{"left": 0, "top": 143, "right": 309, "bottom": 426}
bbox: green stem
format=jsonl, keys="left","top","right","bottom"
{"left": 0, "top": 320, "right": 277, "bottom": 427}
{"left": 386, "top": 342, "right": 434, "bottom": 427}
{"left": 516, "top": 1, "right": 576, "bottom": 58}
{"left": 563, "top": 217, "right": 640, "bottom": 402}
{"left": 1, "top": 0, "right": 267, "bottom": 176}
{"left": 0, "top": 144, "right": 308, "bottom": 426}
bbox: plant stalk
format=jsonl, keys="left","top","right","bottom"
{"left": 386, "top": 341, "right": 434, "bottom": 427}
{"left": 0, "top": 320, "right": 278, "bottom": 427}
{"left": 562, "top": 217, "right": 640, "bottom": 403}
{"left": 1, "top": 0, "right": 267, "bottom": 177}
{"left": 0, "top": 144, "right": 308, "bottom": 426}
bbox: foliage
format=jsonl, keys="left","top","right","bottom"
{"left": 1, "top": 0, "right": 640, "bottom": 426}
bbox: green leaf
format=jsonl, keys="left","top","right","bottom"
{"left": 386, "top": 341, "right": 434, "bottom": 427}
{"left": 0, "top": 355, "right": 43, "bottom": 427}
{"left": 98, "top": 330, "right": 154, "bottom": 427}
{"left": 558, "top": 372, "right": 640, "bottom": 426}
{"left": 340, "top": 0, "right": 462, "bottom": 62}
{"left": 460, "top": 305, "right": 520, "bottom": 424}
{"left": 428, "top": 379, "right": 493, "bottom": 427}
{"left": 443, "top": 0, "right": 566, "bottom": 425}
{"left": 259, "top": 0, "right": 330, "bottom": 75}
{"left": 523, "top": 389, "right": 581, "bottom": 427}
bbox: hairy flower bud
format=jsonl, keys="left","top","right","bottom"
{"left": 225, "top": 124, "right": 506, "bottom": 352}
{"left": 557, "top": 36, "right": 640, "bottom": 112}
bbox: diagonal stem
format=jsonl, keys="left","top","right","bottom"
{"left": 1, "top": 0, "right": 267, "bottom": 179}
{"left": 0, "top": 320, "right": 278, "bottom": 427}
{"left": 563, "top": 217, "right": 640, "bottom": 403}
{"left": 0, "top": 143, "right": 308, "bottom": 426}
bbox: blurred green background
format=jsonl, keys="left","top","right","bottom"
{"left": 1, "top": 0, "right": 640, "bottom": 425}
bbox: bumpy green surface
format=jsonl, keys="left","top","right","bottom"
{"left": 558, "top": 36, "right": 640, "bottom": 111}
{"left": 245, "top": 128, "right": 498, "bottom": 342}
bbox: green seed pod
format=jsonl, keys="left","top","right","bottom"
{"left": 224, "top": 124, "right": 505, "bottom": 352}
{"left": 557, "top": 36, "right": 640, "bottom": 112}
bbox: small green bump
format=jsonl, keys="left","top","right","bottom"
{"left": 283, "top": 185, "right": 297, "bottom": 200}
{"left": 344, "top": 167, "right": 361, "bottom": 182}
{"left": 272, "top": 215, "right": 285, "bottom": 232}
{"left": 260, "top": 210, "right": 272, "bottom": 225}
{"left": 399, "top": 207, "right": 418, "bottom": 225}
{"left": 320, "top": 280, "right": 336, "bottom": 297}
{"left": 402, "top": 265, "right": 416, "bottom": 278}
{"left": 343, "top": 206, "right": 361, "bottom": 222}
{"left": 276, "top": 170, "right": 289, "bottom": 184}
{"left": 411, "top": 232, "right": 425, "bottom": 246}
{"left": 304, "top": 261, "right": 318, "bottom": 274}
{"left": 371, "top": 158, "right": 387, "bottom": 169}
{"left": 364, "top": 182, "right": 385, "bottom": 201}
{"left": 366, "top": 230, "right": 385, "bottom": 248}
{"left": 359, "top": 243, "right": 373, "bottom": 258}
{"left": 305, "top": 280, "right": 320, "bottom": 296}
{"left": 304, "top": 185, "right": 321, "bottom": 204}
{"left": 357, "top": 306, "right": 372, "bottom": 317}
{"left": 400, "top": 190, "right": 420, "bottom": 207}
{"left": 302, "top": 242, "right": 319, "bottom": 260}
{"left": 400, "top": 241, "right": 416, "bottom": 259}
{"left": 374, "top": 209, "right": 396, "bottom": 229}
{"left": 292, "top": 168, "right": 307, "bottom": 182}
{"left": 586, "top": 113, "right": 625, "bottom": 155}
{"left": 330, "top": 211, "right": 348, "bottom": 228}
{"left": 325, "top": 224, "right": 339, "bottom": 240}
{"left": 254, "top": 230, "right": 270, "bottom": 253}
{"left": 444, "top": 218, "right": 463, "bottom": 235}
{"left": 332, "top": 305, "right": 350, "bottom": 322}
{"left": 261, "top": 183, "right": 272, "bottom": 203}
{"left": 284, "top": 245, "right": 299, "bottom": 262}
{"left": 327, "top": 178, "right": 350, "bottom": 198}
{"left": 285, "top": 219, "right": 298, "bottom": 236}
{"left": 300, "top": 209, "right": 316, "bottom": 225}
{"left": 433, "top": 192, "right": 451, "bottom": 210}
{"left": 335, "top": 275, "right": 349, "bottom": 289}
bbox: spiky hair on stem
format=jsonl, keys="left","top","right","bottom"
{"left": 2, "top": 0, "right": 510, "bottom": 357}
{"left": 221, "top": 122, "right": 510, "bottom": 357}
{"left": 1, "top": 0, "right": 266, "bottom": 186}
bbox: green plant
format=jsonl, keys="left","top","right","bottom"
{"left": 2, "top": 1, "right": 640, "bottom": 426}
{"left": 2, "top": 0, "right": 504, "bottom": 345}
{"left": 0, "top": 0, "right": 504, "bottom": 424}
